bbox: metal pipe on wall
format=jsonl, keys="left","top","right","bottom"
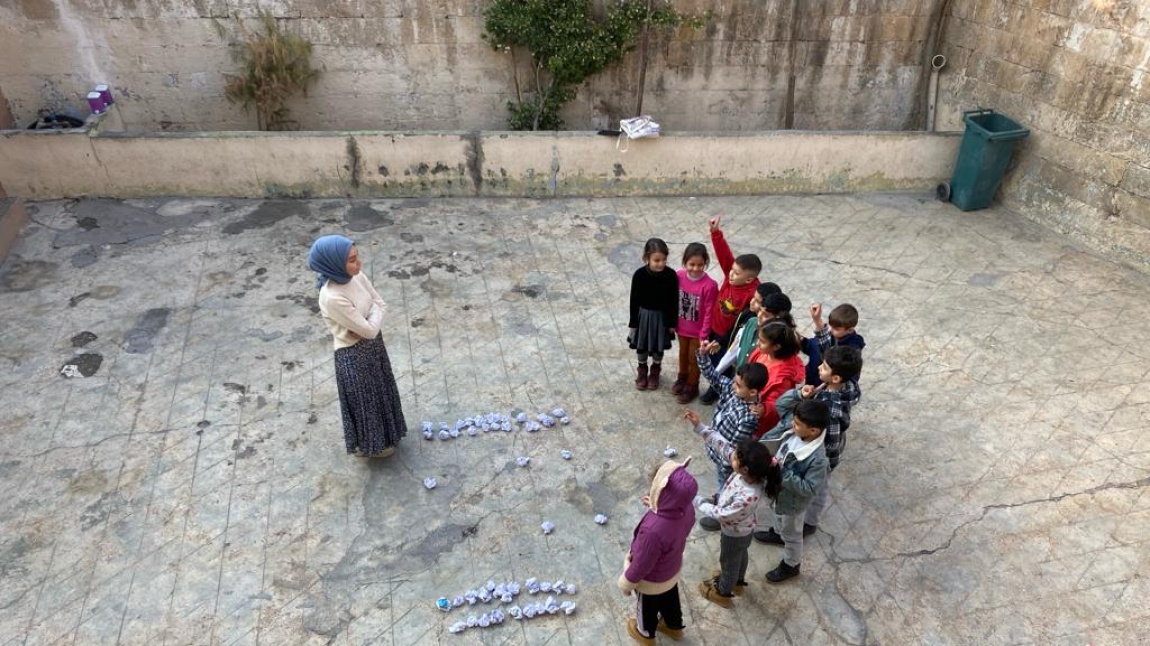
{"left": 927, "top": 54, "right": 946, "bottom": 131}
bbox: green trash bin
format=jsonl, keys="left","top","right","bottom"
{"left": 940, "top": 109, "right": 1030, "bottom": 211}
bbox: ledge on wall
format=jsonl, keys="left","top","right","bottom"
{"left": 0, "top": 127, "right": 961, "bottom": 200}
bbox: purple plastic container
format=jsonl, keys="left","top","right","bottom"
{"left": 86, "top": 92, "right": 106, "bottom": 115}
{"left": 95, "top": 84, "right": 114, "bottom": 106}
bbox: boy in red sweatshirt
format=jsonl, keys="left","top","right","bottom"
{"left": 701, "top": 216, "right": 762, "bottom": 405}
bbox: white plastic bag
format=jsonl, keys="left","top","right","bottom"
{"left": 617, "top": 115, "right": 661, "bottom": 152}
{"left": 619, "top": 115, "right": 661, "bottom": 139}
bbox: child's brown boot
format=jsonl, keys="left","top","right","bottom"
{"left": 710, "top": 569, "right": 747, "bottom": 596}
{"left": 634, "top": 364, "right": 649, "bottom": 390}
{"left": 647, "top": 364, "right": 662, "bottom": 390}
{"left": 626, "top": 618, "right": 655, "bottom": 645}
{"left": 698, "top": 578, "right": 734, "bottom": 608}
{"left": 671, "top": 373, "right": 687, "bottom": 394}
{"left": 656, "top": 618, "right": 685, "bottom": 640}
{"left": 676, "top": 384, "right": 698, "bottom": 404}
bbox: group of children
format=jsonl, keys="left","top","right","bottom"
{"left": 620, "top": 217, "right": 865, "bottom": 644}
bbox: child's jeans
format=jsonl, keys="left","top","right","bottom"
{"left": 711, "top": 457, "right": 732, "bottom": 496}
{"left": 635, "top": 585, "right": 684, "bottom": 637}
{"left": 717, "top": 533, "right": 753, "bottom": 595}
{"left": 804, "top": 470, "right": 832, "bottom": 527}
{"left": 773, "top": 511, "right": 805, "bottom": 567}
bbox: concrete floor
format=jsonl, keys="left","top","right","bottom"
{"left": 0, "top": 194, "right": 1147, "bottom": 646}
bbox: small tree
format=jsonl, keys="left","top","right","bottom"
{"left": 218, "top": 12, "right": 318, "bottom": 131}
{"left": 483, "top": 0, "right": 692, "bottom": 131}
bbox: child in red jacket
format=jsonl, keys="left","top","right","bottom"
{"left": 746, "top": 321, "right": 805, "bottom": 438}
{"left": 701, "top": 216, "right": 762, "bottom": 404}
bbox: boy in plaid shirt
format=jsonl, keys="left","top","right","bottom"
{"left": 755, "top": 345, "right": 862, "bottom": 543}
{"left": 696, "top": 343, "right": 766, "bottom": 531}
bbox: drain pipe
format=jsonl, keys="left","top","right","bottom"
{"left": 927, "top": 54, "right": 946, "bottom": 131}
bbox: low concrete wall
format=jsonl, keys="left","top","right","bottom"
{"left": 0, "top": 126, "right": 960, "bottom": 199}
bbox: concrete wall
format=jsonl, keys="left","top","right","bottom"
{"left": 936, "top": 0, "right": 1150, "bottom": 268}
{"left": 0, "top": 0, "right": 940, "bottom": 133}
{"left": 0, "top": 123, "right": 960, "bottom": 199}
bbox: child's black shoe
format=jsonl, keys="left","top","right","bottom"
{"left": 698, "top": 516, "right": 721, "bottom": 531}
{"left": 699, "top": 387, "right": 719, "bottom": 405}
{"left": 766, "top": 560, "right": 801, "bottom": 583}
{"left": 803, "top": 523, "right": 817, "bottom": 536}
{"left": 753, "top": 528, "right": 784, "bottom": 545}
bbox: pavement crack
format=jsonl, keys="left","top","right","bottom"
{"left": 829, "top": 475, "right": 1150, "bottom": 566}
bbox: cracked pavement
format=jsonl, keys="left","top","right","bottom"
{"left": 1, "top": 194, "right": 1148, "bottom": 645}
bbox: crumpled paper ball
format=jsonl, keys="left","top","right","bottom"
{"left": 436, "top": 597, "right": 451, "bottom": 611}
{"left": 525, "top": 578, "right": 539, "bottom": 594}
{"left": 539, "top": 581, "right": 552, "bottom": 593}
{"left": 538, "top": 414, "right": 556, "bottom": 427}
{"left": 508, "top": 605, "right": 523, "bottom": 619}
{"left": 491, "top": 608, "right": 506, "bottom": 624}
{"left": 559, "top": 417, "right": 570, "bottom": 425}
{"left": 465, "top": 615, "right": 479, "bottom": 627}
{"left": 525, "top": 422, "right": 540, "bottom": 433}
{"left": 451, "top": 596, "right": 464, "bottom": 608}
{"left": 477, "top": 588, "right": 492, "bottom": 603}
{"left": 465, "top": 590, "right": 478, "bottom": 604}
{"left": 516, "top": 412, "right": 528, "bottom": 424}
{"left": 541, "top": 521, "right": 555, "bottom": 535}
{"left": 478, "top": 613, "right": 491, "bottom": 628}
{"left": 551, "top": 408, "right": 566, "bottom": 418}
{"left": 448, "top": 427, "right": 460, "bottom": 438}
{"left": 515, "top": 456, "right": 531, "bottom": 467}
{"left": 466, "top": 426, "right": 479, "bottom": 437}
{"left": 484, "top": 580, "right": 496, "bottom": 592}
{"left": 594, "top": 514, "right": 608, "bottom": 525}
{"left": 423, "top": 477, "right": 438, "bottom": 490}
{"left": 422, "top": 427, "right": 435, "bottom": 440}
{"left": 560, "top": 450, "right": 572, "bottom": 460}
{"left": 544, "top": 596, "right": 559, "bottom": 614}
{"left": 664, "top": 446, "right": 678, "bottom": 457}
{"left": 563, "top": 583, "right": 577, "bottom": 594}
{"left": 500, "top": 422, "right": 512, "bottom": 432}
{"left": 560, "top": 600, "right": 576, "bottom": 615}
{"left": 506, "top": 582, "right": 521, "bottom": 595}
{"left": 438, "top": 430, "right": 451, "bottom": 441}
{"left": 448, "top": 621, "right": 467, "bottom": 633}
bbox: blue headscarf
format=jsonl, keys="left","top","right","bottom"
{"left": 308, "top": 235, "right": 354, "bottom": 289}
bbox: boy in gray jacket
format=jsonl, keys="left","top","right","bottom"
{"left": 759, "top": 399, "right": 830, "bottom": 583}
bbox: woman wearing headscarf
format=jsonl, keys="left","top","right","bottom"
{"left": 308, "top": 235, "right": 407, "bottom": 457}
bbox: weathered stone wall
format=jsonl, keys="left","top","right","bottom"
{"left": 937, "top": 0, "right": 1150, "bottom": 267}
{"left": 0, "top": 0, "right": 938, "bottom": 132}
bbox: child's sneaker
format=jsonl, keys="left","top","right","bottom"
{"left": 753, "top": 528, "right": 784, "bottom": 545}
{"left": 625, "top": 618, "right": 655, "bottom": 645}
{"left": 698, "top": 516, "right": 720, "bottom": 531}
{"left": 698, "top": 578, "right": 734, "bottom": 608}
{"left": 766, "top": 559, "right": 801, "bottom": 583}
{"left": 656, "top": 618, "right": 684, "bottom": 640}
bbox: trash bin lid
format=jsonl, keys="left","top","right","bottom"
{"left": 963, "top": 109, "right": 1030, "bottom": 142}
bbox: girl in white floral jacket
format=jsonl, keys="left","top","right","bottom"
{"left": 684, "top": 409, "right": 780, "bottom": 607}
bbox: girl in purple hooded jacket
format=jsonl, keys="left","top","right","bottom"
{"left": 618, "top": 457, "right": 699, "bottom": 645}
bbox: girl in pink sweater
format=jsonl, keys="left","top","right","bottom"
{"left": 674, "top": 243, "right": 719, "bottom": 404}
